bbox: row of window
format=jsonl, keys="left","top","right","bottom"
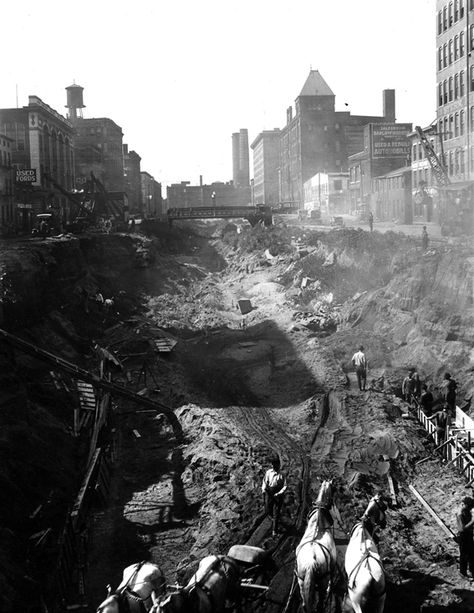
{"left": 437, "top": 68, "right": 474, "bottom": 105}
{"left": 438, "top": 1, "right": 466, "bottom": 34}
{"left": 374, "top": 176, "right": 405, "bottom": 191}
{"left": 438, "top": 106, "right": 474, "bottom": 138}
{"left": 0, "top": 150, "right": 11, "bottom": 166}
{"left": 437, "top": 28, "right": 474, "bottom": 69}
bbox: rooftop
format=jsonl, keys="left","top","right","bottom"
{"left": 299, "top": 70, "right": 334, "bottom": 97}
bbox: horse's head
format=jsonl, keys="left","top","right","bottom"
{"left": 362, "top": 494, "right": 387, "bottom": 530}
{"left": 313, "top": 479, "right": 334, "bottom": 510}
{"left": 96, "top": 593, "right": 121, "bottom": 613}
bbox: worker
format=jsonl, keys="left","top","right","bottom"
{"left": 420, "top": 383, "right": 434, "bottom": 416}
{"left": 442, "top": 372, "right": 457, "bottom": 419}
{"left": 427, "top": 406, "right": 450, "bottom": 445}
{"left": 368, "top": 211, "right": 374, "bottom": 232}
{"left": 421, "top": 226, "right": 429, "bottom": 251}
{"left": 351, "top": 345, "right": 368, "bottom": 391}
{"left": 402, "top": 370, "right": 416, "bottom": 406}
{"left": 456, "top": 497, "right": 474, "bottom": 579}
{"left": 262, "top": 455, "right": 287, "bottom": 536}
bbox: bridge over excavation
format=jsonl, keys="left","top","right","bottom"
{"left": 167, "top": 204, "right": 296, "bottom": 226}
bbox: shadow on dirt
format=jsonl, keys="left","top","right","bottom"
{"left": 385, "top": 569, "right": 449, "bottom": 613}
{"left": 180, "top": 319, "right": 323, "bottom": 408}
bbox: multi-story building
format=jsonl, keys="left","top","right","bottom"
{"left": 123, "top": 145, "right": 141, "bottom": 214}
{"left": 0, "top": 96, "right": 75, "bottom": 227}
{"left": 373, "top": 166, "right": 413, "bottom": 223}
{"left": 167, "top": 180, "right": 250, "bottom": 209}
{"left": 140, "top": 172, "right": 162, "bottom": 218}
{"left": 279, "top": 70, "right": 395, "bottom": 207}
{"left": 232, "top": 129, "right": 250, "bottom": 187}
{"left": 72, "top": 117, "right": 124, "bottom": 192}
{"left": 303, "top": 172, "right": 350, "bottom": 215}
{"left": 0, "top": 134, "right": 14, "bottom": 229}
{"left": 250, "top": 129, "right": 280, "bottom": 206}
{"left": 348, "top": 121, "right": 412, "bottom": 217}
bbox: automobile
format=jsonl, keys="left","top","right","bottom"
{"left": 330, "top": 216, "right": 345, "bottom": 227}
{"left": 31, "top": 213, "right": 58, "bottom": 236}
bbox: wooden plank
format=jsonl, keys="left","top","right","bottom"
{"left": 387, "top": 472, "right": 397, "bottom": 506}
{"left": 71, "top": 449, "right": 101, "bottom": 528}
{"left": 408, "top": 484, "right": 456, "bottom": 539}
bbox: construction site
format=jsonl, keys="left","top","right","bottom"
{"left": 0, "top": 213, "right": 473, "bottom": 613}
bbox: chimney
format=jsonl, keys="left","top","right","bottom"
{"left": 383, "top": 89, "right": 396, "bottom": 122}
{"left": 199, "top": 174, "right": 203, "bottom": 187}
{"left": 287, "top": 106, "right": 293, "bottom": 124}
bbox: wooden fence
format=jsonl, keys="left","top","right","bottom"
{"left": 415, "top": 402, "right": 474, "bottom": 486}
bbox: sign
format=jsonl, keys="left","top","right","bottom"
{"left": 371, "top": 123, "right": 411, "bottom": 159}
{"left": 16, "top": 169, "right": 37, "bottom": 183}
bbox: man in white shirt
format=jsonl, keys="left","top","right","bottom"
{"left": 351, "top": 345, "right": 368, "bottom": 391}
{"left": 262, "top": 456, "right": 287, "bottom": 536}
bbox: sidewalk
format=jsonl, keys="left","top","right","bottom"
{"left": 341, "top": 215, "right": 442, "bottom": 239}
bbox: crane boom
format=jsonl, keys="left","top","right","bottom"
{"left": 415, "top": 126, "right": 450, "bottom": 187}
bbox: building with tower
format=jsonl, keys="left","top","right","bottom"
{"left": 65, "top": 84, "right": 125, "bottom": 194}
{"left": 232, "top": 129, "right": 250, "bottom": 187}
{"left": 279, "top": 70, "right": 396, "bottom": 207}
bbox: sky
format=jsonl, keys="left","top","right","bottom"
{"left": 1, "top": 0, "right": 435, "bottom": 189}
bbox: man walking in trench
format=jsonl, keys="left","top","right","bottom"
{"left": 351, "top": 345, "right": 368, "bottom": 391}
{"left": 262, "top": 455, "right": 287, "bottom": 536}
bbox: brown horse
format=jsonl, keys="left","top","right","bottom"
{"left": 152, "top": 555, "right": 241, "bottom": 613}
{"left": 295, "top": 480, "right": 337, "bottom": 613}
{"left": 96, "top": 561, "right": 166, "bottom": 613}
{"left": 344, "top": 495, "right": 387, "bottom": 613}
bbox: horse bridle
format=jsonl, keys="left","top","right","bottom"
{"left": 97, "top": 561, "right": 147, "bottom": 613}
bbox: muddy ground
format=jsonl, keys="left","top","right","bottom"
{"left": 1, "top": 221, "right": 474, "bottom": 612}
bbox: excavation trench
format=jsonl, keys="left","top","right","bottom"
{"left": 1, "top": 223, "right": 474, "bottom": 612}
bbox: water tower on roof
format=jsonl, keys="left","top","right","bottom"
{"left": 65, "top": 83, "right": 85, "bottom": 120}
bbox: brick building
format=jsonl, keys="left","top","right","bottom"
{"left": 167, "top": 180, "right": 250, "bottom": 209}
{"left": 123, "top": 145, "right": 141, "bottom": 214}
{"left": 348, "top": 121, "right": 412, "bottom": 217}
{"left": 72, "top": 117, "right": 124, "bottom": 192}
{"left": 0, "top": 96, "right": 75, "bottom": 228}
{"left": 0, "top": 134, "right": 14, "bottom": 230}
{"left": 250, "top": 129, "right": 280, "bottom": 206}
{"left": 139, "top": 172, "right": 162, "bottom": 218}
{"left": 279, "top": 70, "right": 395, "bottom": 207}
{"left": 373, "top": 166, "right": 413, "bottom": 223}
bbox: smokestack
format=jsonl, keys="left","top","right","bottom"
{"left": 199, "top": 174, "right": 203, "bottom": 187}
{"left": 232, "top": 129, "right": 249, "bottom": 187}
{"left": 232, "top": 133, "right": 240, "bottom": 186}
{"left": 287, "top": 106, "right": 293, "bottom": 124}
{"left": 383, "top": 89, "right": 396, "bottom": 122}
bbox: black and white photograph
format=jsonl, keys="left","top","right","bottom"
{"left": 1, "top": 0, "right": 474, "bottom": 611}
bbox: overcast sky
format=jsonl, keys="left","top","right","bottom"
{"left": 2, "top": 0, "right": 435, "bottom": 189}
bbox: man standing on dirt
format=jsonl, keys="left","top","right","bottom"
{"left": 456, "top": 497, "right": 474, "bottom": 579}
{"left": 442, "top": 372, "right": 457, "bottom": 419}
{"left": 351, "top": 345, "right": 368, "bottom": 391}
{"left": 368, "top": 211, "right": 374, "bottom": 232}
{"left": 262, "top": 456, "right": 287, "bottom": 536}
{"left": 422, "top": 226, "right": 429, "bottom": 251}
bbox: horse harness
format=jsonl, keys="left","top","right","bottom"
{"left": 185, "top": 556, "right": 238, "bottom": 612}
{"left": 98, "top": 561, "right": 154, "bottom": 613}
{"left": 347, "top": 523, "right": 386, "bottom": 596}
{"left": 296, "top": 504, "right": 335, "bottom": 581}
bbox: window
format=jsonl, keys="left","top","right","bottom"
{"left": 455, "top": 73, "right": 459, "bottom": 98}
{"left": 461, "top": 31, "right": 465, "bottom": 56}
{"left": 438, "top": 9, "right": 443, "bottom": 33}
{"left": 443, "top": 43, "right": 448, "bottom": 67}
{"left": 455, "top": 112, "right": 460, "bottom": 137}
{"left": 454, "top": 35, "right": 459, "bottom": 60}
{"left": 455, "top": 149, "right": 460, "bottom": 174}
{"left": 334, "top": 179, "right": 342, "bottom": 190}
{"left": 461, "top": 0, "right": 465, "bottom": 18}
{"left": 413, "top": 144, "right": 417, "bottom": 160}
{"left": 450, "top": 114, "right": 455, "bottom": 138}
{"left": 449, "top": 76, "right": 454, "bottom": 100}
{"left": 449, "top": 39, "right": 454, "bottom": 64}
{"left": 449, "top": 1, "right": 454, "bottom": 24}
{"left": 449, "top": 150, "right": 454, "bottom": 175}
{"left": 444, "top": 6, "right": 448, "bottom": 29}
{"left": 455, "top": 0, "right": 459, "bottom": 20}
{"left": 443, "top": 79, "right": 448, "bottom": 104}
{"left": 461, "top": 109, "right": 465, "bottom": 134}
{"left": 461, "top": 149, "right": 465, "bottom": 174}
{"left": 461, "top": 70, "right": 465, "bottom": 96}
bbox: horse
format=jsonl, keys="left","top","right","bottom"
{"left": 344, "top": 494, "right": 387, "bottom": 613}
{"left": 152, "top": 554, "right": 241, "bottom": 613}
{"left": 96, "top": 561, "right": 166, "bottom": 613}
{"left": 295, "top": 479, "right": 337, "bottom": 613}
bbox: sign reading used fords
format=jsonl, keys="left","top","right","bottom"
{"left": 371, "top": 123, "right": 411, "bottom": 159}
{"left": 16, "top": 169, "right": 37, "bottom": 183}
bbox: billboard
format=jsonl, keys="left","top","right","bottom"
{"left": 15, "top": 169, "right": 37, "bottom": 183}
{"left": 370, "top": 123, "right": 411, "bottom": 159}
